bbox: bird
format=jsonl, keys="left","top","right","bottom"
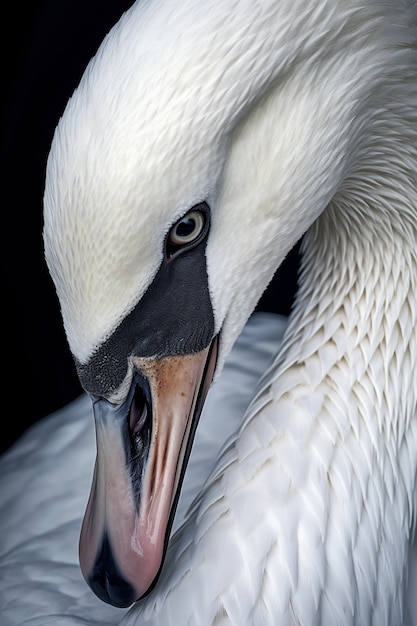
{"left": 41, "top": 0, "right": 416, "bottom": 624}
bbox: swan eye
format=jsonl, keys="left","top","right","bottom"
{"left": 166, "top": 204, "right": 209, "bottom": 258}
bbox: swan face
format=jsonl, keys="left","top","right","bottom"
{"left": 44, "top": 0, "right": 346, "bottom": 370}
{"left": 43, "top": 0, "right": 385, "bottom": 609}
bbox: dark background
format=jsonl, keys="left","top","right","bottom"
{"left": 1, "top": 1, "right": 300, "bottom": 455}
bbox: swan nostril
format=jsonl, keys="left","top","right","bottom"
{"left": 129, "top": 385, "right": 149, "bottom": 436}
{"left": 126, "top": 375, "right": 153, "bottom": 497}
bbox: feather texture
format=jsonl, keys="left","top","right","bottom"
{"left": 26, "top": 0, "right": 417, "bottom": 623}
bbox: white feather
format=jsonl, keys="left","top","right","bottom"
{"left": 29, "top": 0, "right": 417, "bottom": 623}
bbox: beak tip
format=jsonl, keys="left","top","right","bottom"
{"left": 86, "top": 533, "right": 138, "bottom": 608}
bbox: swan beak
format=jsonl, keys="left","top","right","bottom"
{"left": 79, "top": 338, "right": 218, "bottom": 608}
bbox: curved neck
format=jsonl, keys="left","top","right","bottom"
{"left": 238, "top": 136, "right": 417, "bottom": 621}
{"left": 274, "top": 109, "right": 417, "bottom": 459}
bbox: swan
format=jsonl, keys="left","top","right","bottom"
{"left": 42, "top": 0, "right": 417, "bottom": 624}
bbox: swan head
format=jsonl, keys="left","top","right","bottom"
{"left": 43, "top": 0, "right": 390, "bottom": 608}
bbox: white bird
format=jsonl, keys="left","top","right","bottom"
{"left": 41, "top": 0, "right": 417, "bottom": 623}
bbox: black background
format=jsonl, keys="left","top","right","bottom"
{"left": 1, "top": 1, "right": 300, "bottom": 454}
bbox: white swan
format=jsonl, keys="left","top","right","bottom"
{"left": 42, "top": 0, "right": 416, "bottom": 624}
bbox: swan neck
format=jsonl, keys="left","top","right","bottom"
{"left": 283, "top": 165, "right": 417, "bottom": 443}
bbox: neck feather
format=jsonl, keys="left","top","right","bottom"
{"left": 281, "top": 103, "right": 417, "bottom": 440}
{"left": 231, "top": 113, "right": 417, "bottom": 621}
